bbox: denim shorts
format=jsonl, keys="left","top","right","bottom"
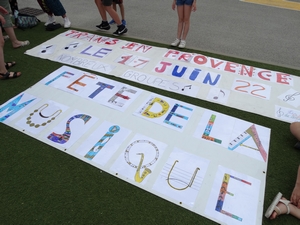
{"left": 176, "top": 0, "right": 194, "bottom": 6}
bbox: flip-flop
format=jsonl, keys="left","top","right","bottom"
{"left": 0, "top": 71, "right": 22, "bottom": 80}
{"left": 5, "top": 61, "right": 16, "bottom": 70}
{"left": 265, "top": 192, "right": 282, "bottom": 218}
{"left": 13, "top": 40, "right": 30, "bottom": 49}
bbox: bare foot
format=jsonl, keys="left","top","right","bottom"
{"left": 12, "top": 40, "right": 30, "bottom": 49}
{"left": 270, "top": 197, "right": 289, "bottom": 219}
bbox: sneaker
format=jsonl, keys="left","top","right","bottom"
{"left": 109, "top": 19, "right": 115, "bottom": 25}
{"left": 122, "top": 19, "right": 126, "bottom": 26}
{"left": 178, "top": 40, "right": 186, "bottom": 48}
{"left": 171, "top": 38, "right": 180, "bottom": 47}
{"left": 45, "top": 15, "right": 56, "bottom": 26}
{"left": 64, "top": 17, "right": 71, "bottom": 28}
{"left": 113, "top": 24, "right": 128, "bottom": 36}
{"left": 96, "top": 21, "right": 110, "bottom": 30}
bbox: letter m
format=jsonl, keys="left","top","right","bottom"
{"left": 0, "top": 94, "right": 36, "bottom": 122}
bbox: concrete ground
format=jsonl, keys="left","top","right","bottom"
{"left": 18, "top": 0, "right": 300, "bottom": 71}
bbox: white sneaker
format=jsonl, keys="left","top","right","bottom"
{"left": 178, "top": 40, "right": 186, "bottom": 48}
{"left": 45, "top": 15, "right": 56, "bottom": 26}
{"left": 171, "top": 38, "right": 180, "bottom": 47}
{"left": 64, "top": 17, "right": 71, "bottom": 28}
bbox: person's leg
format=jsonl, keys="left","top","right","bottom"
{"left": 177, "top": 2, "right": 193, "bottom": 48}
{"left": 270, "top": 197, "right": 300, "bottom": 219}
{"left": 95, "top": 0, "right": 111, "bottom": 30}
{"left": 0, "top": 27, "right": 21, "bottom": 79}
{"left": 291, "top": 165, "right": 300, "bottom": 208}
{"left": 0, "top": 27, "right": 7, "bottom": 74}
{"left": 37, "top": 0, "right": 52, "bottom": 14}
{"left": 180, "top": 4, "right": 192, "bottom": 41}
{"left": 1, "top": 3, "right": 30, "bottom": 49}
{"left": 119, "top": 5, "right": 124, "bottom": 20}
{"left": 3, "top": 27, "right": 29, "bottom": 48}
{"left": 176, "top": 5, "right": 184, "bottom": 40}
{"left": 109, "top": 1, "right": 117, "bottom": 24}
{"left": 61, "top": 13, "right": 71, "bottom": 28}
{"left": 104, "top": 5, "right": 121, "bottom": 25}
{"left": 101, "top": 0, "right": 127, "bottom": 35}
{"left": 44, "top": 0, "right": 70, "bottom": 28}
{"left": 119, "top": 2, "right": 126, "bottom": 25}
{"left": 37, "top": 0, "right": 56, "bottom": 25}
{"left": 95, "top": 0, "right": 107, "bottom": 21}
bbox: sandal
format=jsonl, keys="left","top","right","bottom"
{"left": 265, "top": 192, "right": 291, "bottom": 218}
{"left": 5, "top": 61, "right": 16, "bottom": 70}
{"left": 0, "top": 71, "right": 21, "bottom": 80}
{"left": 13, "top": 40, "right": 30, "bottom": 49}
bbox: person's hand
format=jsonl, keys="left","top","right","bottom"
{"left": 291, "top": 183, "right": 300, "bottom": 208}
{"left": 0, "top": 6, "right": 8, "bottom": 15}
{"left": 192, "top": 2, "right": 197, "bottom": 12}
{"left": 172, "top": 1, "right": 176, "bottom": 10}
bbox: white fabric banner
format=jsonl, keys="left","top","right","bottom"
{"left": 0, "top": 66, "right": 270, "bottom": 225}
{"left": 24, "top": 30, "right": 300, "bottom": 123}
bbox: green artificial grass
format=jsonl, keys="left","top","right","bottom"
{"left": 1, "top": 23, "right": 300, "bottom": 225}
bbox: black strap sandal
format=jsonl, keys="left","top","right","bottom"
{"left": 5, "top": 61, "right": 16, "bottom": 69}
{"left": 0, "top": 71, "right": 21, "bottom": 80}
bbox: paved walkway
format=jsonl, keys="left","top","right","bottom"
{"left": 18, "top": 0, "right": 300, "bottom": 71}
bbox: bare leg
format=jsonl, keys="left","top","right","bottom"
{"left": 119, "top": 3, "right": 125, "bottom": 20}
{"left": 104, "top": 5, "right": 121, "bottom": 25}
{"left": 95, "top": 0, "right": 107, "bottom": 21}
{"left": 0, "top": 28, "right": 21, "bottom": 79}
{"left": 0, "top": 28, "right": 7, "bottom": 74}
{"left": 3, "top": 27, "right": 29, "bottom": 49}
{"left": 270, "top": 197, "right": 300, "bottom": 219}
{"left": 180, "top": 4, "right": 192, "bottom": 41}
{"left": 176, "top": 5, "right": 184, "bottom": 40}
{"left": 291, "top": 165, "right": 300, "bottom": 208}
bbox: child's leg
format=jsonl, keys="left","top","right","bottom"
{"left": 176, "top": 5, "right": 184, "bottom": 40}
{"left": 104, "top": 5, "right": 122, "bottom": 25}
{"left": 113, "top": 2, "right": 117, "bottom": 12}
{"left": 270, "top": 197, "right": 300, "bottom": 219}
{"left": 180, "top": 4, "right": 193, "bottom": 41}
{"left": 119, "top": 3, "right": 125, "bottom": 20}
{"left": 95, "top": 0, "right": 108, "bottom": 21}
{"left": 291, "top": 165, "right": 300, "bottom": 208}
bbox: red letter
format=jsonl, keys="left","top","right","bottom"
{"left": 276, "top": 73, "right": 292, "bottom": 85}
{"left": 122, "top": 43, "right": 138, "bottom": 50}
{"left": 240, "top": 65, "right": 254, "bottom": 77}
{"left": 193, "top": 54, "right": 208, "bottom": 65}
{"left": 155, "top": 61, "right": 172, "bottom": 73}
{"left": 178, "top": 53, "right": 193, "bottom": 62}
{"left": 224, "top": 62, "right": 239, "bottom": 73}
{"left": 257, "top": 70, "right": 272, "bottom": 81}
{"left": 164, "top": 50, "right": 180, "bottom": 58}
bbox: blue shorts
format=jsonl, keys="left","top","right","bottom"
{"left": 176, "top": 0, "right": 194, "bottom": 6}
